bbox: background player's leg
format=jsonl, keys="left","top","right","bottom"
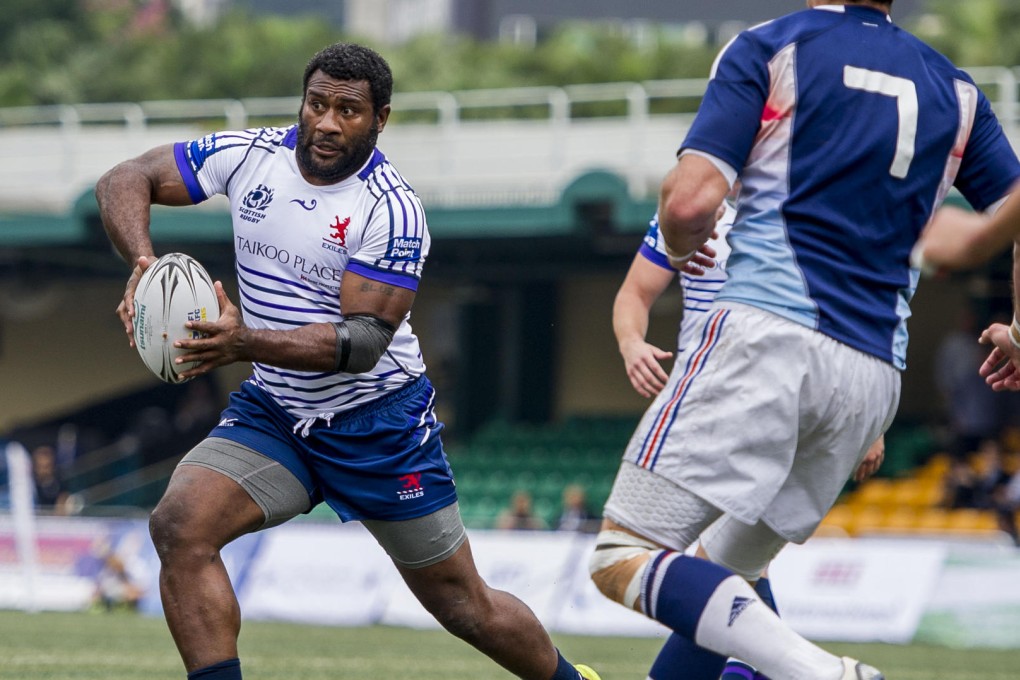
{"left": 697, "top": 520, "right": 785, "bottom": 680}
{"left": 649, "top": 633, "right": 728, "bottom": 680}
{"left": 394, "top": 538, "right": 571, "bottom": 680}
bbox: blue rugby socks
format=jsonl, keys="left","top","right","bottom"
{"left": 649, "top": 632, "right": 727, "bottom": 680}
{"left": 754, "top": 577, "right": 777, "bottom": 614}
{"left": 187, "top": 658, "right": 241, "bottom": 680}
{"left": 549, "top": 650, "right": 586, "bottom": 680}
{"left": 639, "top": 552, "right": 842, "bottom": 680}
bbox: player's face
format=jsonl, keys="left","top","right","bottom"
{"left": 296, "top": 72, "right": 390, "bottom": 185}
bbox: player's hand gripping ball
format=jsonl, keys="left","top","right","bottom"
{"left": 132, "top": 253, "right": 219, "bottom": 383}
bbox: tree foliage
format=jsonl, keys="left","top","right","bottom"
{"left": 0, "top": 2, "right": 1010, "bottom": 108}
{"left": 911, "top": 0, "right": 1020, "bottom": 68}
{"left": 0, "top": 4, "right": 720, "bottom": 107}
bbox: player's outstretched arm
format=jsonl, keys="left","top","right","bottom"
{"left": 95, "top": 143, "right": 194, "bottom": 265}
{"left": 914, "top": 184, "right": 1020, "bottom": 272}
{"left": 614, "top": 255, "right": 676, "bottom": 398}
{"left": 96, "top": 144, "right": 196, "bottom": 345}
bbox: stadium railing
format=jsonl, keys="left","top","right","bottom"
{"left": 2, "top": 68, "right": 1017, "bottom": 217}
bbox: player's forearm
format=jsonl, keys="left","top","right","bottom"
{"left": 1012, "top": 242, "right": 1020, "bottom": 329}
{"left": 240, "top": 317, "right": 394, "bottom": 374}
{"left": 613, "top": 292, "right": 652, "bottom": 354}
{"left": 658, "top": 210, "right": 716, "bottom": 262}
{"left": 238, "top": 323, "right": 340, "bottom": 372}
{"left": 657, "top": 160, "right": 727, "bottom": 260}
{"left": 967, "top": 188, "right": 1020, "bottom": 265}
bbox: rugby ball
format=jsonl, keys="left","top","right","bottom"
{"left": 132, "top": 253, "right": 219, "bottom": 384}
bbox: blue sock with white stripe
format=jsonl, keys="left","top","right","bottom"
{"left": 641, "top": 553, "right": 840, "bottom": 680}
{"left": 187, "top": 658, "right": 241, "bottom": 680}
{"left": 754, "top": 577, "right": 777, "bottom": 614}
{"left": 648, "top": 632, "right": 727, "bottom": 680}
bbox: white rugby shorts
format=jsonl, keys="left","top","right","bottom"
{"left": 621, "top": 302, "right": 900, "bottom": 543}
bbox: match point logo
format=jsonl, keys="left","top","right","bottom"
{"left": 388, "top": 236, "right": 422, "bottom": 261}
{"left": 397, "top": 472, "right": 425, "bottom": 501}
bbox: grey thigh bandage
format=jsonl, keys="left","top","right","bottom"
{"left": 362, "top": 502, "right": 467, "bottom": 569}
{"left": 179, "top": 437, "right": 311, "bottom": 530}
{"left": 699, "top": 514, "right": 788, "bottom": 580}
{"left": 603, "top": 461, "right": 723, "bottom": 551}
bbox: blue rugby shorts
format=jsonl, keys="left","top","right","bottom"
{"left": 207, "top": 375, "right": 458, "bottom": 522}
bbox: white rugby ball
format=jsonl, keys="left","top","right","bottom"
{"left": 132, "top": 253, "right": 219, "bottom": 384}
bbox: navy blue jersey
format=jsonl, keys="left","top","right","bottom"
{"left": 681, "top": 5, "right": 1020, "bottom": 368}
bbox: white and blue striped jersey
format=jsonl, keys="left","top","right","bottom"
{"left": 640, "top": 204, "right": 734, "bottom": 352}
{"left": 174, "top": 126, "right": 429, "bottom": 418}
{"left": 681, "top": 4, "right": 1020, "bottom": 369}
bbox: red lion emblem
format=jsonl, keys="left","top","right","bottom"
{"left": 329, "top": 216, "right": 351, "bottom": 246}
{"left": 399, "top": 473, "right": 422, "bottom": 490}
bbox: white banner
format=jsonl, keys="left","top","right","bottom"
{"left": 379, "top": 528, "right": 580, "bottom": 629}
{"left": 769, "top": 538, "right": 946, "bottom": 643}
{"left": 0, "top": 513, "right": 141, "bottom": 612}
{"left": 9, "top": 513, "right": 1019, "bottom": 648}
{"left": 239, "top": 522, "right": 396, "bottom": 626}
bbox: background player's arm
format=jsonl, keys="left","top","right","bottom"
{"left": 95, "top": 143, "right": 202, "bottom": 344}
{"left": 853, "top": 435, "right": 885, "bottom": 483}
{"left": 613, "top": 255, "right": 676, "bottom": 398}
{"left": 658, "top": 154, "right": 730, "bottom": 262}
{"left": 975, "top": 247, "right": 1020, "bottom": 391}
{"left": 916, "top": 185, "right": 1020, "bottom": 272}
{"left": 175, "top": 270, "right": 410, "bottom": 380}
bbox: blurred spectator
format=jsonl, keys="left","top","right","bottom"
{"left": 999, "top": 473, "right": 1020, "bottom": 546}
{"left": 31, "top": 444, "right": 71, "bottom": 514}
{"left": 555, "top": 484, "right": 598, "bottom": 533}
{"left": 0, "top": 437, "right": 9, "bottom": 510}
{"left": 495, "top": 489, "right": 547, "bottom": 531}
{"left": 971, "top": 438, "right": 1012, "bottom": 510}
{"left": 941, "top": 457, "right": 977, "bottom": 509}
{"left": 93, "top": 551, "right": 144, "bottom": 611}
{"left": 935, "top": 310, "right": 1010, "bottom": 461}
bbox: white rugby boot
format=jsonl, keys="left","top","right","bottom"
{"left": 839, "top": 657, "right": 885, "bottom": 680}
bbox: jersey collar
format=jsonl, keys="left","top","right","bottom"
{"left": 813, "top": 4, "right": 892, "bottom": 22}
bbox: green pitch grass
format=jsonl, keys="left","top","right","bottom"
{"left": 0, "top": 609, "right": 1016, "bottom": 679}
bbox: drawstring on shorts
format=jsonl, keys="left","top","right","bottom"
{"left": 292, "top": 412, "right": 336, "bottom": 438}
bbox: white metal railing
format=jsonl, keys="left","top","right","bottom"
{"left": 1, "top": 69, "right": 1018, "bottom": 213}
{"left": 0, "top": 78, "right": 712, "bottom": 130}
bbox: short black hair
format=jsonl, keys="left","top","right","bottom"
{"left": 302, "top": 43, "right": 393, "bottom": 113}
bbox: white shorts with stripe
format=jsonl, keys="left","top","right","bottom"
{"left": 621, "top": 302, "right": 901, "bottom": 543}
